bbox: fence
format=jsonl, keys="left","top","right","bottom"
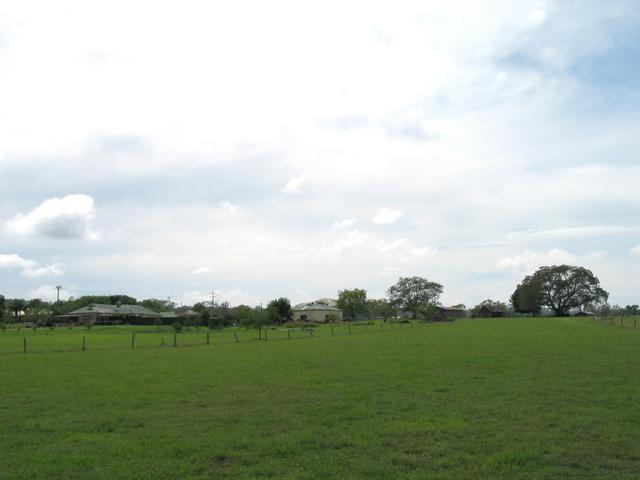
{"left": 0, "top": 320, "right": 422, "bottom": 355}
{"left": 593, "top": 314, "right": 640, "bottom": 329}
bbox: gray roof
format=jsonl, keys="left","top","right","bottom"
{"left": 67, "top": 303, "right": 164, "bottom": 317}
{"left": 293, "top": 301, "right": 342, "bottom": 312}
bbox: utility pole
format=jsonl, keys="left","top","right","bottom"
{"left": 55, "top": 285, "right": 62, "bottom": 302}
{"left": 210, "top": 291, "right": 216, "bottom": 308}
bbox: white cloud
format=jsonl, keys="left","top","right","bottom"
{"left": 507, "top": 225, "right": 640, "bottom": 242}
{"left": 332, "top": 219, "right": 355, "bottom": 229}
{"left": 497, "top": 249, "right": 576, "bottom": 272}
{"left": 497, "top": 248, "right": 609, "bottom": 273}
{"left": 631, "top": 245, "right": 640, "bottom": 256}
{"left": 218, "top": 201, "right": 239, "bottom": 214}
{"left": 373, "top": 208, "right": 403, "bottom": 225}
{"left": 281, "top": 177, "right": 308, "bottom": 194}
{"left": 191, "top": 266, "right": 213, "bottom": 275}
{"left": 0, "top": 254, "right": 65, "bottom": 277}
{"left": 6, "top": 194, "right": 95, "bottom": 239}
{"left": 584, "top": 250, "right": 608, "bottom": 261}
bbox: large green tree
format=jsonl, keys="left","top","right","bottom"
{"left": 267, "top": 298, "right": 292, "bottom": 324}
{"left": 337, "top": 289, "right": 367, "bottom": 322}
{"left": 387, "top": 277, "right": 443, "bottom": 318}
{"left": 366, "top": 298, "right": 396, "bottom": 321}
{"left": 511, "top": 265, "right": 608, "bottom": 317}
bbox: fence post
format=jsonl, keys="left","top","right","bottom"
{"left": 348, "top": 325, "right": 352, "bottom": 335}
{"left": 264, "top": 329, "right": 268, "bottom": 341}
{"left": 82, "top": 336, "right": 86, "bottom": 351}
{"left": 131, "top": 334, "right": 135, "bottom": 349}
{"left": 391, "top": 322, "right": 394, "bottom": 329}
{"left": 331, "top": 326, "right": 334, "bottom": 336}
{"left": 23, "top": 337, "right": 27, "bottom": 354}
{"left": 161, "top": 335, "right": 164, "bottom": 346}
{"left": 635, "top": 318, "right": 637, "bottom": 328}
{"left": 233, "top": 332, "right": 239, "bottom": 343}
{"left": 206, "top": 331, "right": 210, "bottom": 345}
{"left": 365, "top": 324, "right": 368, "bottom": 331}
{"left": 310, "top": 329, "right": 313, "bottom": 338}
{"left": 258, "top": 328, "right": 262, "bottom": 340}
{"left": 288, "top": 329, "right": 291, "bottom": 340}
{"left": 173, "top": 334, "right": 177, "bottom": 347}
{"left": 380, "top": 323, "right": 383, "bottom": 332}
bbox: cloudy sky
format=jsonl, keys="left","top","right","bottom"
{"left": 1, "top": 0, "right": 639, "bottom": 307}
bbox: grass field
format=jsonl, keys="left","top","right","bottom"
{"left": 1, "top": 317, "right": 639, "bottom": 479}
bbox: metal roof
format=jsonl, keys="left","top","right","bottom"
{"left": 67, "top": 303, "right": 163, "bottom": 317}
{"left": 293, "top": 302, "right": 342, "bottom": 312}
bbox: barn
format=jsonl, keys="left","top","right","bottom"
{"left": 477, "top": 304, "right": 506, "bottom": 318}
{"left": 435, "top": 306, "right": 466, "bottom": 321}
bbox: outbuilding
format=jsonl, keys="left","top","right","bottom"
{"left": 477, "top": 304, "right": 506, "bottom": 318}
{"left": 435, "top": 306, "right": 466, "bottom": 321}
{"left": 292, "top": 299, "right": 343, "bottom": 323}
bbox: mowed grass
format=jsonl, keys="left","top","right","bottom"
{"left": 1, "top": 318, "right": 639, "bottom": 479}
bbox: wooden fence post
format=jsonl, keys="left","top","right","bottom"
{"left": 635, "top": 318, "right": 637, "bottom": 328}
{"left": 380, "top": 323, "right": 383, "bottom": 332}
{"left": 131, "top": 334, "right": 135, "bottom": 349}
{"left": 365, "top": 324, "right": 368, "bottom": 331}
{"left": 258, "top": 328, "right": 262, "bottom": 340}
{"left": 206, "top": 331, "right": 210, "bottom": 345}
{"left": 348, "top": 325, "right": 352, "bottom": 335}
{"left": 331, "top": 326, "right": 334, "bottom": 336}
{"left": 310, "top": 329, "right": 313, "bottom": 338}
{"left": 173, "top": 334, "right": 177, "bottom": 347}
{"left": 82, "top": 336, "right": 86, "bottom": 351}
{"left": 288, "top": 329, "right": 291, "bottom": 340}
{"left": 23, "top": 337, "right": 27, "bottom": 354}
{"left": 234, "top": 332, "right": 239, "bottom": 343}
{"left": 161, "top": 335, "right": 164, "bottom": 346}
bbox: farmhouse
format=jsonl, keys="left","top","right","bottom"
{"left": 477, "top": 304, "right": 505, "bottom": 318}
{"left": 58, "top": 303, "right": 176, "bottom": 325}
{"left": 292, "top": 299, "right": 343, "bottom": 323}
{"left": 435, "top": 306, "right": 466, "bottom": 321}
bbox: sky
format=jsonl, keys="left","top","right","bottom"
{"left": 1, "top": 0, "right": 639, "bottom": 307}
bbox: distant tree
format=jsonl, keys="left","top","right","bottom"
{"left": 141, "top": 298, "right": 175, "bottom": 312}
{"left": 511, "top": 265, "right": 608, "bottom": 317}
{"left": 109, "top": 295, "right": 138, "bottom": 305}
{"left": 230, "top": 305, "right": 255, "bottom": 327}
{"left": 337, "top": 289, "right": 368, "bottom": 322}
{"left": 267, "top": 298, "right": 293, "bottom": 324}
{"left": 624, "top": 305, "right": 639, "bottom": 316}
{"left": 8, "top": 299, "right": 27, "bottom": 321}
{"left": 471, "top": 299, "right": 507, "bottom": 317}
{"left": 387, "top": 277, "right": 443, "bottom": 318}
{"left": 0, "top": 295, "right": 5, "bottom": 330}
{"left": 366, "top": 298, "right": 396, "bottom": 321}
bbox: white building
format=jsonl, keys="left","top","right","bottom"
{"left": 292, "top": 299, "right": 343, "bottom": 323}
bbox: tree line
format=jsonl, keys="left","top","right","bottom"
{"left": 0, "top": 264, "right": 632, "bottom": 330}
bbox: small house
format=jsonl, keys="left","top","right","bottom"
{"left": 292, "top": 299, "right": 343, "bottom": 323}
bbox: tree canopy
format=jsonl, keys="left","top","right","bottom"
{"left": 387, "top": 277, "right": 443, "bottom": 318}
{"left": 337, "top": 289, "right": 367, "bottom": 321}
{"left": 267, "top": 298, "right": 293, "bottom": 324}
{"left": 511, "top": 265, "right": 608, "bottom": 317}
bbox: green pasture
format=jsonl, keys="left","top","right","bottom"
{"left": 1, "top": 317, "right": 639, "bottom": 479}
